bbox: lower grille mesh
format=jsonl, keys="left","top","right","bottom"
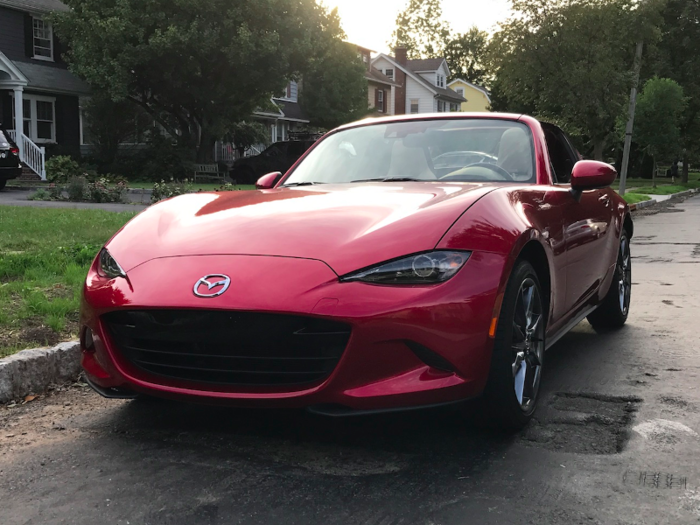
{"left": 103, "top": 310, "right": 351, "bottom": 386}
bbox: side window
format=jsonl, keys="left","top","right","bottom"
{"left": 544, "top": 126, "right": 577, "bottom": 184}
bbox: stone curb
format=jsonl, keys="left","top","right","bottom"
{"left": 0, "top": 341, "right": 81, "bottom": 403}
{"left": 628, "top": 188, "right": 699, "bottom": 211}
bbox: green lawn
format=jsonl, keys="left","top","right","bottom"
{"left": 631, "top": 184, "right": 699, "bottom": 195}
{"left": 620, "top": 171, "right": 700, "bottom": 190}
{"left": 0, "top": 206, "right": 135, "bottom": 357}
{"left": 621, "top": 193, "right": 651, "bottom": 205}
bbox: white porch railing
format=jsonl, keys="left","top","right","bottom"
{"left": 214, "top": 142, "right": 264, "bottom": 163}
{"left": 6, "top": 130, "right": 46, "bottom": 180}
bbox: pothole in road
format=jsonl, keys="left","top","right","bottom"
{"left": 521, "top": 393, "right": 642, "bottom": 454}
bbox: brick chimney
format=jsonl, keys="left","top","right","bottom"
{"left": 393, "top": 47, "right": 408, "bottom": 115}
{"left": 395, "top": 47, "right": 408, "bottom": 66}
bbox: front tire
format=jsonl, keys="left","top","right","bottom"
{"left": 587, "top": 231, "right": 631, "bottom": 330}
{"left": 0, "top": 179, "right": 6, "bottom": 191}
{"left": 483, "top": 260, "right": 545, "bottom": 430}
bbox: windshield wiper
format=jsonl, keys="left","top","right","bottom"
{"left": 281, "top": 181, "right": 324, "bottom": 187}
{"left": 351, "top": 177, "right": 420, "bottom": 183}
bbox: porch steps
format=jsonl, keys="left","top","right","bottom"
{"left": 19, "top": 165, "right": 41, "bottom": 181}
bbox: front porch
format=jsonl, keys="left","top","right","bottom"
{"left": 0, "top": 51, "right": 46, "bottom": 179}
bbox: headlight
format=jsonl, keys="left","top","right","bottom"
{"left": 341, "top": 251, "right": 470, "bottom": 285}
{"left": 98, "top": 248, "right": 126, "bottom": 279}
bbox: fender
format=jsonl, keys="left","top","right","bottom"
{"left": 437, "top": 187, "right": 561, "bottom": 335}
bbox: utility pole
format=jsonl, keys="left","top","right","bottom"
{"left": 619, "top": 41, "right": 644, "bottom": 196}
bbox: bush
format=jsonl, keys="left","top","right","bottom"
{"left": 99, "top": 134, "right": 195, "bottom": 183}
{"left": 46, "top": 156, "right": 81, "bottom": 183}
{"left": 28, "top": 188, "right": 51, "bottom": 201}
{"left": 48, "top": 184, "right": 63, "bottom": 200}
{"left": 215, "top": 183, "right": 241, "bottom": 192}
{"left": 67, "top": 176, "right": 88, "bottom": 202}
{"left": 152, "top": 179, "right": 193, "bottom": 203}
{"left": 86, "top": 178, "right": 127, "bottom": 203}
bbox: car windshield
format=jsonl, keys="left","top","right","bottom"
{"left": 283, "top": 118, "right": 536, "bottom": 185}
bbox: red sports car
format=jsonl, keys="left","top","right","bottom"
{"left": 80, "top": 114, "right": 632, "bottom": 428}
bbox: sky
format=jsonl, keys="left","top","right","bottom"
{"left": 321, "top": 0, "right": 512, "bottom": 54}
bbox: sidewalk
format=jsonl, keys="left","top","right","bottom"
{"left": 627, "top": 188, "right": 699, "bottom": 211}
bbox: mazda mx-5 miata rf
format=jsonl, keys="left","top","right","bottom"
{"left": 80, "top": 113, "right": 632, "bottom": 429}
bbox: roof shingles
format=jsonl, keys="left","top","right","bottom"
{"left": 13, "top": 60, "right": 91, "bottom": 94}
{"left": 382, "top": 55, "right": 465, "bottom": 103}
{"left": 0, "top": 0, "right": 69, "bottom": 13}
{"left": 406, "top": 58, "right": 444, "bottom": 72}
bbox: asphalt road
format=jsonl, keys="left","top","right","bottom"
{"left": 1, "top": 196, "right": 699, "bottom": 525}
{"left": 0, "top": 187, "right": 149, "bottom": 212}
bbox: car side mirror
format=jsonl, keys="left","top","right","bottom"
{"left": 571, "top": 160, "right": 617, "bottom": 190}
{"left": 255, "top": 171, "right": 283, "bottom": 190}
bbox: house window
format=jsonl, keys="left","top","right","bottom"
{"left": 377, "top": 90, "right": 384, "bottom": 113}
{"left": 384, "top": 68, "right": 394, "bottom": 80}
{"left": 11, "top": 94, "right": 56, "bottom": 143}
{"left": 456, "top": 88, "right": 464, "bottom": 97}
{"left": 436, "top": 75, "right": 445, "bottom": 88}
{"left": 451, "top": 103, "right": 459, "bottom": 112}
{"left": 437, "top": 100, "right": 444, "bottom": 112}
{"left": 410, "top": 99, "right": 419, "bottom": 114}
{"left": 32, "top": 18, "right": 54, "bottom": 61}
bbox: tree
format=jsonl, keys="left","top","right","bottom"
{"left": 490, "top": 0, "right": 664, "bottom": 160}
{"left": 226, "top": 122, "right": 270, "bottom": 159}
{"left": 389, "top": 0, "right": 451, "bottom": 59}
{"left": 300, "top": 19, "right": 370, "bottom": 129}
{"left": 634, "top": 77, "right": 686, "bottom": 178}
{"left": 444, "top": 27, "right": 489, "bottom": 85}
{"left": 652, "top": 0, "right": 700, "bottom": 182}
{"left": 52, "top": 0, "right": 359, "bottom": 162}
{"left": 82, "top": 93, "right": 145, "bottom": 166}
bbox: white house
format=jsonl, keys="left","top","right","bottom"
{"left": 371, "top": 49, "right": 465, "bottom": 115}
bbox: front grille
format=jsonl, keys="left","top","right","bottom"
{"left": 103, "top": 310, "right": 351, "bottom": 387}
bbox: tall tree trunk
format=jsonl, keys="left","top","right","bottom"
{"left": 652, "top": 156, "right": 657, "bottom": 189}
{"left": 682, "top": 149, "right": 689, "bottom": 184}
{"left": 196, "top": 129, "right": 217, "bottom": 163}
{"left": 593, "top": 139, "right": 605, "bottom": 161}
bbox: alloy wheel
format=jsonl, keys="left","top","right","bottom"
{"left": 511, "top": 278, "right": 544, "bottom": 412}
{"left": 618, "top": 237, "right": 632, "bottom": 315}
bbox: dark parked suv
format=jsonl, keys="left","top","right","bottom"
{"left": 0, "top": 126, "right": 22, "bottom": 190}
{"left": 232, "top": 140, "right": 316, "bottom": 184}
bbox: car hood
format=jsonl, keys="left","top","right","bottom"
{"left": 107, "top": 183, "right": 497, "bottom": 276}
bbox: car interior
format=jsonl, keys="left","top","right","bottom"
{"left": 284, "top": 120, "right": 540, "bottom": 186}
{"left": 542, "top": 123, "right": 580, "bottom": 184}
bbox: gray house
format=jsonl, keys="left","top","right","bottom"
{"left": 0, "top": 0, "right": 89, "bottom": 179}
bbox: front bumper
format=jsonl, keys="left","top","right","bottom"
{"left": 0, "top": 166, "right": 21, "bottom": 179}
{"left": 80, "top": 253, "right": 506, "bottom": 411}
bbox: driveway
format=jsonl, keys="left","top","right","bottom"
{"left": 0, "top": 187, "right": 149, "bottom": 212}
{"left": 1, "top": 196, "right": 699, "bottom": 524}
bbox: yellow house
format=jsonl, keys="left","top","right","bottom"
{"left": 447, "top": 79, "right": 491, "bottom": 112}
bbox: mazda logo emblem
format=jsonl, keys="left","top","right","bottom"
{"left": 193, "top": 275, "right": 231, "bottom": 298}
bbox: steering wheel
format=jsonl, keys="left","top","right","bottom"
{"left": 440, "top": 163, "right": 515, "bottom": 182}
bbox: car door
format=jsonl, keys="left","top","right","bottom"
{"left": 544, "top": 125, "right": 616, "bottom": 312}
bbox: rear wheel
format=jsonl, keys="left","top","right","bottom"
{"left": 483, "top": 261, "right": 545, "bottom": 430}
{"left": 587, "top": 232, "right": 631, "bottom": 330}
{"left": 0, "top": 179, "right": 6, "bottom": 191}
